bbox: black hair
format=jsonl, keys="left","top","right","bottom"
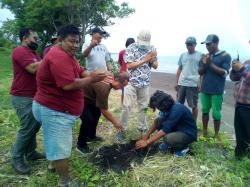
{"left": 57, "top": 25, "right": 80, "bottom": 39}
{"left": 125, "top": 38, "right": 135, "bottom": 48}
{"left": 149, "top": 90, "right": 175, "bottom": 112}
{"left": 19, "top": 28, "right": 36, "bottom": 42}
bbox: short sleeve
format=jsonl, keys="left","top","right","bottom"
{"left": 13, "top": 48, "right": 39, "bottom": 68}
{"left": 221, "top": 53, "right": 231, "bottom": 72}
{"left": 49, "top": 56, "right": 78, "bottom": 87}
{"left": 178, "top": 53, "right": 183, "bottom": 68}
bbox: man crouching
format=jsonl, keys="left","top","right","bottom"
{"left": 135, "top": 90, "right": 197, "bottom": 157}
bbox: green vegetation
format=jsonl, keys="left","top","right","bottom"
{"left": 0, "top": 48, "right": 249, "bottom": 186}
{"left": 0, "top": 0, "right": 135, "bottom": 47}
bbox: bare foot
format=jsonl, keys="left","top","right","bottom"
{"left": 214, "top": 135, "right": 222, "bottom": 144}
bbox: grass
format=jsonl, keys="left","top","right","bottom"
{"left": 0, "top": 47, "right": 250, "bottom": 186}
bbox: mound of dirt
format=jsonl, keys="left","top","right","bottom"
{"left": 91, "top": 140, "right": 160, "bottom": 171}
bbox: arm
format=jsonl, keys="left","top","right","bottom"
{"left": 82, "top": 40, "right": 99, "bottom": 57}
{"left": 230, "top": 60, "right": 245, "bottom": 81}
{"left": 106, "top": 61, "right": 111, "bottom": 71}
{"left": 25, "top": 61, "right": 41, "bottom": 74}
{"left": 63, "top": 70, "right": 107, "bottom": 91}
{"left": 198, "top": 55, "right": 208, "bottom": 75}
{"left": 175, "top": 66, "right": 182, "bottom": 91}
{"left": 127, "top": 52, "right": 155, "bottom": 70}
{"left": 101, "top": 108, "right": 123, "bottom": 131}
{"left": 135, "top": 130, "right": 166, "bottom": 149}
{"left": 150, "top": 59, "right": 158, "bottom": 69}
{"left": 209, "top": 62, "right": 228, "bottom": 76}
{"left": 142, "top": 118, "right": 159, "bottom": 140}
{"left": 198, "top": 75, "right": 203, "bottom": 92}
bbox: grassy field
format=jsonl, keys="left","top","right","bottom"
{"left": 0, "top": 48, "right": 250, "bottom": 187}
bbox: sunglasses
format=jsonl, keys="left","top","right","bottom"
{"left": 206, "top": 43, "right": 212, "bottom": 46}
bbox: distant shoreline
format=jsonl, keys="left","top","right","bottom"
{"left": 150, "top": 71, "right": 235, "bottom": 107}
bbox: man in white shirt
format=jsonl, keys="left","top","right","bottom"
{"left": 82, "top": 27, "right": 111, "bottom": 71}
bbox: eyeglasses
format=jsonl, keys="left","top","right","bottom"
{"left": 206, "top": 43, "right": 212, "bottom": 46}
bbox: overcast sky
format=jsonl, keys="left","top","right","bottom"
{"left": 1, "top": 0, "right": 250, "bottom": 58}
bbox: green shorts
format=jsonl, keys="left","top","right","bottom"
{"left": 200, "top": 92, "right": 223, "bottom": 120}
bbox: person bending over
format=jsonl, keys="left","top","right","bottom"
{"left": 135, "top": 90, "right": 197, "bottom": 156}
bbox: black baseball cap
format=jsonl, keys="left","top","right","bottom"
{"left": 201, "top": 34, "right": 219, "bottom": 44}
{"left": 90, "top": 27, "right": 107, "bottom": 35}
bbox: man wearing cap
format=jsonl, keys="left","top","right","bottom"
{"left": 82, "top": 27, "right": 111, "bottom": 71}
{"left": 43, "top": 36, "right": 59, "bottom": 56}
{"left": 79, "top": 27, "right": 111, "bottom": 143}
{"left": 118, "top": 30, "right": 158, "bottom": 141}
{"left": 199, "top": 34, "right": 231, "bottom": 141}
{"left": 175, "top": 36, "right": 203, "bottom": 121}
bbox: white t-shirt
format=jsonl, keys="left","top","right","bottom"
{"left": 178, "top": 51, "right": 202, "bottom": 87}
{"left": 82, "top": 42, "right": 110, "bottom": 71}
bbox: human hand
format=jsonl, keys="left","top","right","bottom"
{"left": 174, "top": 85, "right": 179, "bottom": 91}
{"left": 201, "top": 54, "right": 212, "bottom": 65}
{"left": 135, "top": 140, "right": 148, "bottom": 149}
{"left": 114, "top": 123, "right": 124, "bottom": 132}
{"left": 90, "top": 39, "right": 99, "bottom": 47}
{"left": 101, "top": 72, "right": 113, "bottom": 85}
{"left": 142, "top": 133, "right": 150, "bottom": 140}
{"left": 232, "top": 60, "right": 243, "bottom": 71}
{"left": 89, "top": 69, "right": 107, "bottom": 83}
{"left": 197, "top": 85, "right": 201, "bottom": 93}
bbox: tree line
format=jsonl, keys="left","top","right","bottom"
{"left": 0, "top": 0, "right": 134, "bottom": 49}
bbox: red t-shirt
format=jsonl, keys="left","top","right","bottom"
{"left": 118, "top": 49, "right": 127, "bottom": 72}
{"left": 10, "top": 45, "right": 41, "bottom": 97}
{"left": 34, "top": 46, "right": 84, "bottom": 116}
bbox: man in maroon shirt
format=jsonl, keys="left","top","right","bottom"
{"left": 10, "top": 28, "right": 44, "bottom": 174}
{"left": 118, "top": 38, "right": 135, "bottom": 103}
{"left": 32, "top": 25, "right": 107, "bottom": 187}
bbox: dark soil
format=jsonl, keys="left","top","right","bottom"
{"left": 91, "top": 140, "right": 160, "bottom": 171}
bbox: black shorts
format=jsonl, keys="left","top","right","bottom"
{"left": 177, "top": 85, "right": 198, "bottom": 108}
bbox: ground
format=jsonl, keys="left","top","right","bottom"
{"left": 0, "top": 47, "right": 249, "bottom": 187}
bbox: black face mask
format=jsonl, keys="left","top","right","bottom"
{"left": 27, "top": 41, "right": 38, "bottom": 50}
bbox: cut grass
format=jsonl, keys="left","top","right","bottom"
{"left": 0, "top": 48, "right": 249, "bottom": 186}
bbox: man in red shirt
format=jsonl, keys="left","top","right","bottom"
{"left": 10, "top": 28, "right": 44, "bottom": 174}
{"left": 118, "top": 38, "right": 135, "bottom": 72}
{"left": 32, "top": 25, "right": 107, "bottom": 187}
{"left": 118, "top": 38, "right": 135, "bottom": 103}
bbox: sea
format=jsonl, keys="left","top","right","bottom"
{"left": 110, "top": 53, "right": 179, "bottom": 74}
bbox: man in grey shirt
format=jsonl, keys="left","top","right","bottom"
{"left": 82, "top": 27, "right": 111, "bottom": 71}
{"left": 175, "top": 36, "right": 202, "bottom": 121}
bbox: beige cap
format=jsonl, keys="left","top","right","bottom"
{"left": 137, "top": 30, "right": 151, "bottom": 46}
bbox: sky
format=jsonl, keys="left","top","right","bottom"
{"left": 1, "top": 0, "right": 250, "bottom": 58}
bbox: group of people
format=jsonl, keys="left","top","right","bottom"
{"left": 174, "top": 34, "right": 250, "bottom": 159}
{"left": 9, "top": 23, "right": 250, "bottom": 186}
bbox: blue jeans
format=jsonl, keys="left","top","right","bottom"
{"left": 11, "top": 96, "right": 41, "bottom": 163}
{"left": 32, "top": 101, "right": 78, "bottom": 160}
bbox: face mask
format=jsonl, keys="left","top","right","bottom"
{"left": 27, "top": 41, "right": 38, "bottom": 50}
{"left": 138, "top": 45, "right": 148, "bottom": 50}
